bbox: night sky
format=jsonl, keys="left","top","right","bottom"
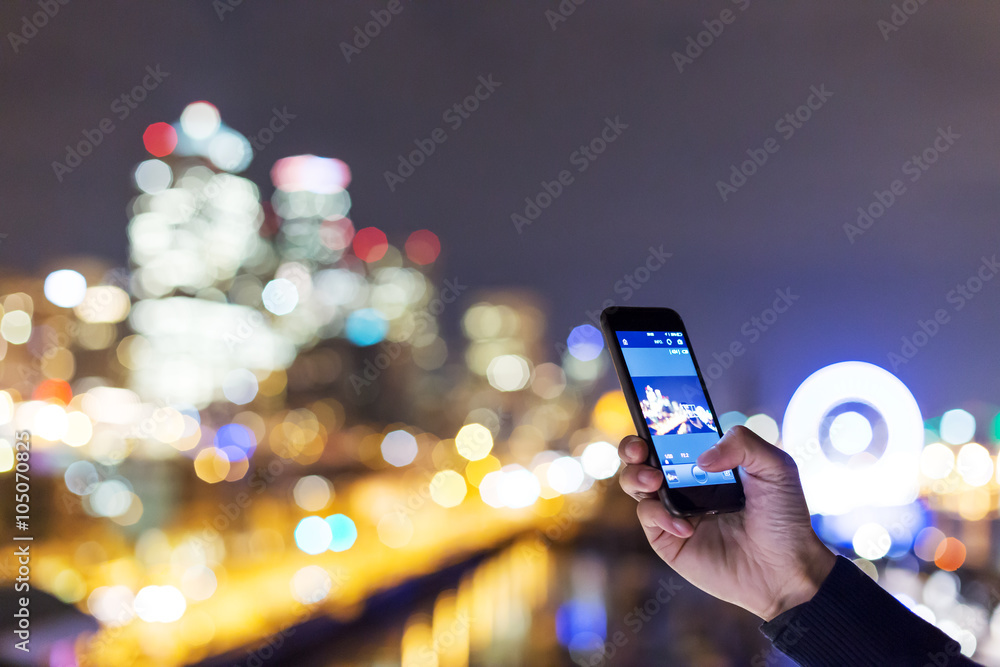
{"left": 4, "top": 1, "right": 999, "bottom": 421}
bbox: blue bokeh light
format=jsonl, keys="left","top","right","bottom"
{"left": 346, "top": 308, "right": 388, "bottom": 346}
{"left": 215, "top": 423, "right": 257, "bottom": 455}
{"left": 325, "top": 514, "right": 358, "bottom": 552}
{"left": 567, "top": 324, "right": 604, "bottom": 361}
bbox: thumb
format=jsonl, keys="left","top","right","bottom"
{"left": 696, "top": 425, "right": 795, "bottom": 482}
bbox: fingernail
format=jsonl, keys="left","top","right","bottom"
{"left": 697, "top": 446, "right": 719, "bottom": 467}
{"left": 638, "top": 469, "right": 660, "bottom": 486}
{"left": 672, "top": 518, "right": 692, "bottom": 537}
{"left": 626, "top": 442, "right": 641, "bottom": 459}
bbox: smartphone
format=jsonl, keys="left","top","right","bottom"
{"left": 601, "top": 306, "right": 745, "bottom": 517}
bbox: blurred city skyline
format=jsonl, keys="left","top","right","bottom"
{"left": 4, "top": 4, "right": 1000, "bottom": 432}
{"left": 4, "top": 4, "right": 1000, "bottom": 665}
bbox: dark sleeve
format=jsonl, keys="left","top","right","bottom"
{"left": 759, "top": 556, "right": 980, "bottom": 667}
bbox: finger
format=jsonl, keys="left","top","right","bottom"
{"left": 696, "top": 425, "right": 794, "bottom": 481}
{"left": 620, "top": 463, "right": 664, "bottom": 499}
{"left": 618, "top": 435, "right": 648, "bottom": 465}
{"left": 637, "top": 498, "right": 694, "bottom": 541}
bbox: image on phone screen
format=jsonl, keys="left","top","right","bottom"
{"left": 618, "top": 331, "right": 736, "bottom": 489}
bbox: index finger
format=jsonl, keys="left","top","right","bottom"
{"left": 618, "top": 435, "right": 648, "bottom": 464}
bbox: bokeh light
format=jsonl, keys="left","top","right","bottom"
{"left": 143, "top": 122, "right": 178, "bottom": 157}
{"left": 828, "top": 411, "right": 873, "bottom": 455}
{"left": 405, "top": 230, "right": 441, "bottom": 265}
{"left": 134, "top": 585, "right": 186, "bottom": 623}
{"left": 567, "top": 324, "right": 603, "bottom": 362}
{"left": 934, "top": 537, "right": 967, "bottom": 571}
{"left": 919, "top": 443, "right": 955, "bottom": 480}
{"left": 134, "top": 159, "right": 173, "bottom": 194}
{"left": 940, "top": 409, "right": 976, "bottom": 445}
{"left": 44, "top": 270, "right": 87, "bottom": 308}
{"left": 326, "top": 514, "right": 358, "bottom": 552}
{"left": 271, "top": 154, "right": 351, "bottom": 193}
{"left": 180, "top": 101, "right": 221, "bottom": 140}
{"left": 262, "top": 278, "right": 299, "bottom": 315}
{"left": 181, "top": 565, "right": 218, "bottom": 601}
{"left": 465, "top": 455, "right": 501, "bottom": 486}
{"left": 547, "top": 456, "right": 584, "bottom": 494}
{"left": 456, "top": 423, "right": 493, "bottom": 461}
{"left": 294, "top": 516, "right": 333, "bottom": 555}
{"left": 382, "top": 430, "right": 419, "bottom": 467}
{"left": 430, "top": 470, "right": 467, "bottom": 507}
{"left": 955, "top": 442, "right": 992, "bottom": 486}
{"left": 353, "top": 227, "right": 388, "bottom": 262}
{"left": 346, "top": 308, "right": 388, "bottom": 346}
{"left": 581, "top": 441, "right": 620, "bottom": 480}
{"left": 222, "top": 369, "right": 259, "bottom": 405}
{"left": 486, "top": 354, "right": 530, "bottom": 392}
{"left": 744, "top": 413, "right": 779, "bottom": 445}
{"left": 719, "top": 411, "right": 747, "bottom": 432}
{"left": 913, "top": 527, "right": 946, "bottom": 561}
{"left": 293, "top": 475, "right": 333, "bottom": 511}
{"left": 0, "top": 311, "right": 30, "bottom": 344}
{"left": 498, "top": 466, "right": 541, "bottom": 509}
{"left": 852, "top": 522, "right": 890, "bottom": 560}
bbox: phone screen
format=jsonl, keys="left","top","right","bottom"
{"left": 617, "top": 330, "right": 736, "bottom": 488}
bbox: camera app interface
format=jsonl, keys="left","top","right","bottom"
{"left": 619, "top": 331, "right": 736, "bottom": 488}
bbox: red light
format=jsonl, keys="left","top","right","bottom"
{"left": 353, "top": 227, "right": 388, "bottom": 262}
{"left": 33, "top": 379, "right": 72, "bottom": 405}
{"left": 143, "top": 122, "right": 177, "bottom": 157}
{"left": 405, "top": 230, "right": 441, "bottom": 265}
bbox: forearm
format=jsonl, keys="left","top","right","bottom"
{"left": 761, "top": 556, "right": 980, "bottom": 667}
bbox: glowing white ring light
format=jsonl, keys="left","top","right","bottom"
{"left": 781, "top": 361, "right": 923, "bottom": 515}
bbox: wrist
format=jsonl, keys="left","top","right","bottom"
{"left": 761, "top": 539, "right": 836, "bottom": 622}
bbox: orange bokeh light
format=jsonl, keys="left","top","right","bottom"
{"left": 33, "top": 378, "right": 72, "bottom": 405}
{"left": 934, "top": 537, "right": 967, "bottom": 571}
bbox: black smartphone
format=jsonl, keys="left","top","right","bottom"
{"left": 601, "top": 306, "right": 745, "bottom": 517}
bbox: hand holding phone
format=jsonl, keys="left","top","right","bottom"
{"left": 603, "top": 307, "right": 836, "bottom": 621}
{"left": 618, "top": 428, "right": 836, "bottom": 622}
{"left": 601, "top": 306, "right": 744, "bottom": 516}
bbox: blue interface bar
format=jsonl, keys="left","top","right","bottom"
{"left": 616, "top": 331, "right": 686, "bottom": 349}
